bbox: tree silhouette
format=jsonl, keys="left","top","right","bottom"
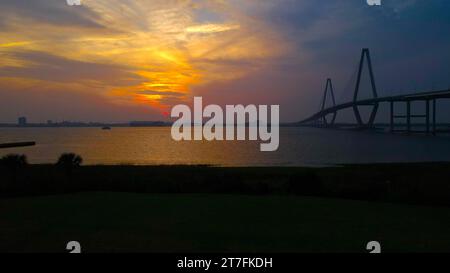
{"left": 0, "top": 154, "right": 28, "bottom": 170}
{"left": 0, "top": 154, "right": 28, "bottom": 185}
{"left": 56, "top": 153, "right": 83, "bottom": 174}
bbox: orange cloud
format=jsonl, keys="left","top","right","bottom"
{"left": 0, "top": 0, "right": 290, "bottom": 116}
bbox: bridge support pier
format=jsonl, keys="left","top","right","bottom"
{"left": 406, "top": 101, "right": 411, "bottom": 134}
{"left": 426, "top": 100, "right": 430, "bottom": 134}
{"left": 390, "top": 101, "right": 394, "bottom": 133}
{"left": 390, "top": 99, "right": 435, "bottom": 135}
{"left": 433, "top": 99, "right": 437, "bottom": 136}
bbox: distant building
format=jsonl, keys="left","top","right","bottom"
{"left": 18, "top": 117, "right": 27, "bottom": 126}
{"left": 47, "top": 120, "right": 53, "bottom": 125}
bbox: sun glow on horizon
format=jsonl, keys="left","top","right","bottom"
{"left": 0, "top": 0, "right": 288, "bottom": 116}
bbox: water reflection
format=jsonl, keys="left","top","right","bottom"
{"left": 1, "top": 127, "right": 450, "bottom": 166}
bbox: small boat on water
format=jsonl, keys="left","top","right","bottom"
{"left": 102, "top": 126, "right": 112, "bottom": 130}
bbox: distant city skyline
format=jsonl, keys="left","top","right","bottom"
{"left": 1, "top": 0, "right": 450, "bottom": 123}
{"left": 2, "top": 116, "right": 170, "bottom": 126}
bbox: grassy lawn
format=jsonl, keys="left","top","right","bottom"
{"left": 1, "top": 192, "right": 450, "bottom": 253}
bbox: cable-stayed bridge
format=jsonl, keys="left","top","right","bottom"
{"left": 299, "top": 48, "right": 450, "bottom": 135}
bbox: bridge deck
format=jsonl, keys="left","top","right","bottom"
{"left": 300, "top": 89, "right": 450, "bottom": 124}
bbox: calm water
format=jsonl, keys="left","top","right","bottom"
{"left": 1, "top": 127, "right": 450, "bottom": 166}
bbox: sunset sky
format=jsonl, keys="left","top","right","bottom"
{"left": 0, "top": 0, "right": 449, "bottom": 123}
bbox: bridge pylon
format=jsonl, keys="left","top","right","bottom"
{"left": 353, "top": 48, "right": 379, "bottom": 128}
{"left": 321, "top": 78, "right": 337, "bottom": 126}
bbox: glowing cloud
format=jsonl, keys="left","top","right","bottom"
{"left": 185, "top": 23, "right": 240, "bottom": 34}
{"left": 0, "top": 0, "right": 289, "bottom": 117}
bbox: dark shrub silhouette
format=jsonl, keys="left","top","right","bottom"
{"left": 288, "top": 171, "right": 321, "bottom": 196}
{"left": 0, "top": 154, "right": 28, "bottom": 189}
{"left": 56, "top": 153, "right": 83, "bottom": 174}
{"left": 0, "top": 154, "right": 28, "bottom": 170}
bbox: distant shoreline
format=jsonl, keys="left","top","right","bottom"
{"left": 0, "top": 121, "right": 170, "bottom": 128}
{"left": 1, "top": 122, "right": 450, "bottom": 128}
